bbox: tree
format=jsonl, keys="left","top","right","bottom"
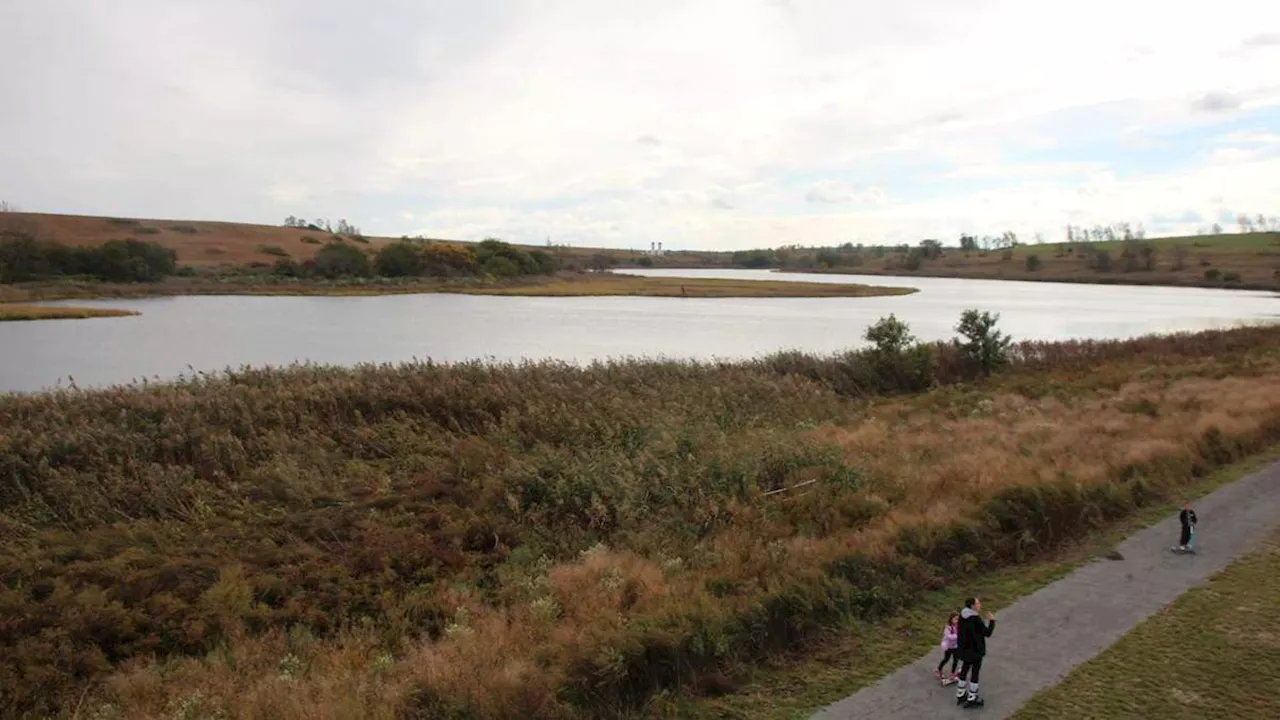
{"left": 865, "top": 314, "right": 914, "bottom": 355}
{"left": 1211, "top": 222, "right": 1224, "bottom": 234}
{"left": 375, "top": 241, "right": 423, "bottom": 277}
{"left": 863, "top": 314, "right": 937, "bottom": 392}
{"left": 1140, "top": 243, "right": 1157, "bottom": 271}
{"left": 1090, "top": 248, "right": 1113, "bottom": 272}
{"left": 420, "top": 242, "right": 475, "bottom": 277}
{"left": 959, "top": 234, "right": 978, "bottom": 252}
{"left": 919, "top": 239, "right": 943, "bottom": 260}
{"left": 0, "top": 201, "right": 15, "bottom": 213}
{"left": 283, "top": 216, "right": 301, "bottom": 228}
{"left": 954, "top": 309, "right": 1012, "bottom": 377}
{"left": 313, "top": 241, "right": 371, "bottom": 278}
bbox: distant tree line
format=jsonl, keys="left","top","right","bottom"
{"left": 0, "top": 233, "right": 176, "bottom": 283}
{"left": 282, "top": 216, "right": 363, "bottom": 238}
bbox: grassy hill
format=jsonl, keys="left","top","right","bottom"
{"left": 777, "top": 232, "right": 1280, "bottom": 290}
{"left": 0, "top": 211, "right": 713, "bottom": 271}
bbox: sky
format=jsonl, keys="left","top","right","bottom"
{"left": 2, "top": 0, "right": 1279, "bottom": 251}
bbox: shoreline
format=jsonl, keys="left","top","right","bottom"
{"left": 770, "top": 266, "right": 1279, "bottom": 292}
{"left": 0, "top": 273, "right": 917, "bottom": 303}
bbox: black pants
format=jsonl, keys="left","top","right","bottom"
{"left": 958, "top": 655, "right": 983, "bottom": 685}
{"left": 1180, "top": 525, "right": 1193, "bottom": 545}
{"left": 937, "top": 648, "right": 959, "bottom": 673}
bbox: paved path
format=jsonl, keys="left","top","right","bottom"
{"left": 811, "top": 462, "right": 1280, "bottom": 719}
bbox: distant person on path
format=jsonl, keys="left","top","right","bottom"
{"left": 1175, "top": 503, "right": 1198, "bottom": 552}
{"left": 954, "top": 597, "right": 996, "bottom": 709}
{"left": 933, "top": 612, "right": 960, "bottom": 684}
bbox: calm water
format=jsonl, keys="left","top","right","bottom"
{"left": 1, "top": 269, "right": 1276, "bottom": 393}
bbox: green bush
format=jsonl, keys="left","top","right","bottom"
{"left": 374, "top": 241, "right": 423, "bottom": 277}
{"left": 863, "top": 314, "right": 938, "bottom": 393}
{"left": 257, "top": 244, "right": 289, "bottom": 258}
{"left": 954, "top": 309, "right": 1012, "bottom": 377}
{"left": 313, "top": 241, "right": 371, "bottom": 279}
{"left": 0, "top": 234, "right": 176, "bottom": 283}
{"left": 1025, "top": 254, "right": 1042, "bottom": 271}
{"left": 1222, "top": 271, "right": 1242, "bottom": 283}
{"left": 1204, "top": 268, "right": 1222, "bottom": 281}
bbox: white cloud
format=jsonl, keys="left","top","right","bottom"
{"left": 804, "top": 181, "right": 888, "bottom": 206}
{"left": 2, "top": 0, "right": 1280, "bottom": 249}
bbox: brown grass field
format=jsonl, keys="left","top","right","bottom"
{"left": 0, "top": 211, "right": 689, "bottom": 270}
{"left": 0, "top": 304, "right": 138, "bottom": 321}
{"left": 5, "top": 323, "right": 1280, "bottom": 718}
{"left": 0, "top": 211, "right": 402, "bottom": 267}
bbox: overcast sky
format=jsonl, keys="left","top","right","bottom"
{"left": 2, "top": 1, "right": 1279, "bottom": 250}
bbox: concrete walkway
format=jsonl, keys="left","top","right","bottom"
{"left": 812, "top": 462, "right": 1280, "bottom": 719}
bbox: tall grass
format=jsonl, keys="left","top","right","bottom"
{"left": 4, "top": 324, "right": 1280, "bottom": 717}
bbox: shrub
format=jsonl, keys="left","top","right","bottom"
{"left": 375, "top": 241, "right": 423, "bottom": 277}
{"left": 637, "top": 257, "right": 654, "bottom": 268}
{"left": 300, "top": 236, "right": 321, "bottom": 245}
{"left": 421, "top": 242, "right": 476, "bottom": 277}
{"left": 1204, "top": 268, "right": 1222, "bottom": 281}
{"left": 257, "top": 245, "right": 289, "bottom": 258}
{"left": 863, "top": 315, "right": 937, "bottom": 392}
{"left": 272, "top": 258, "right": 301, "bottom": 277}
{"left": 1024, "top": 254, "right": 1041, "bottom": 272}
{"left": 903, "top": 250, "right": 923, "bottom": 271}
{"left": 1090, "top": 249, "right": 1112, "bottom": 272}
{"left": 1222, "top": 271, "right": 1242, "bottom": 283}
{"left": 313, "top": 241, "right": 371, "bottom": 278}
{"left": 132, "top": 226, "right": 161, "bottom": 235}
{"left": 0, "top": 234, "right": 176, "bottom": 283}
{"left": 167, "top": 224, "right": 199, "bottom": 234}
{"left": 954, "top": 309, "right": 1012, "bottom": 377}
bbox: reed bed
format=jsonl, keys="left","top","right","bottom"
{"left": 3, "top": 324, "right": 1280, "bottom": 718}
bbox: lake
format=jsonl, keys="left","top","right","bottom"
{"left": 1, "top": 269, "right": 1276, "bottom": 393}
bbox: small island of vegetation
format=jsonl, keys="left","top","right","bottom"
{"left": 0, "top": 304, "right": 138, "bottom": 322}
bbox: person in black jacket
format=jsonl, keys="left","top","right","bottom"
{"left": 954, "top": 596, "right": 996, "bottom": 709}
{"left": 1175, "top": 503, "right": 1197, "bottom": 552}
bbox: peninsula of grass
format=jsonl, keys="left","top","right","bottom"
{"left": 457, "top": 273, "right": 915, "bottom": 297}
{"left": 1, "top": 272, "right": 915, "bottom": 303}
{"left": 1013, "top": 526, "right": 1280, "bottom": 720}
{"left": 0, "top": 304, "right": 138, "bottom": 321}
{"left": 5, "top": 320, "right": 1280, "bottom": 718}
